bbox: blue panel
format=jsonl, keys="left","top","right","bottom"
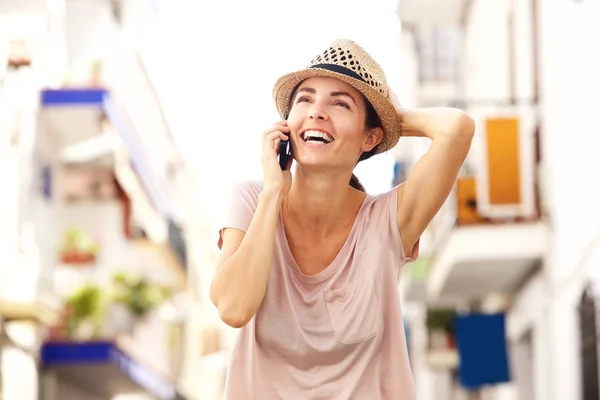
{"left": 455, "top": 313, "right": 511, "bottom": 389}
{"left": 41, "top": 341, "right": 113, "bottom": 366}
{"left": 40, "top": 88, "right": 108, "bottom": 107}
{"left": 41, "top": 341, "right": 176, "bottom": 399}
{"left": 392, "top": 160, "right": 407, "bottom": 187}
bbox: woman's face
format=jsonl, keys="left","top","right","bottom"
{"left": 287, "top": 76, "right": 382, "bottom": 171}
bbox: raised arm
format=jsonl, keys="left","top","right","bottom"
{"left": 392, "top": 91, "right": 475, "bottom": 256}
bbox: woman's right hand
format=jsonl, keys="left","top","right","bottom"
{"left": 261, "top": 121, "right": 292, "bottom": 200}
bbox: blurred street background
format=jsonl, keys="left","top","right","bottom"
{"left": 0, "top": 0, "right": 598, "bottom": 399}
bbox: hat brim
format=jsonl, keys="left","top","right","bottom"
{"left": 272, "top": 68, "right": 402, "bottom": 155}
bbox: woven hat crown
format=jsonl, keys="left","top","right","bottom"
{"left": 308, "top": 39, "right": 389, "bottom": 98}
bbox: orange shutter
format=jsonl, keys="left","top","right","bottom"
{"left": 485, "top": 118, "right": 521, "bottom": 205}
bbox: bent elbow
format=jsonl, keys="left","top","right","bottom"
{"left": 457, "top": 112, "right": 476, "bottom": 139}
{"left": 210, "top": 280, "right": 255, "bottom": 328}
{"left": 218, "top": 307, "right": 252, "bottom": 329}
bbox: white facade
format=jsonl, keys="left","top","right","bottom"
{"left": 0, "top": 1, "right": 212, "bottom": 399}
{"left": 400, "top": 0, "right": 600, "bottom": 399}
{"left": 534, "top": 1, "right": 600, "bottom": 399}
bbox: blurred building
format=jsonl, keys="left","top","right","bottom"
{"left": 397, "top": 0, "right": 600, "bottom": 399}
{"left": 0, "top": 1, "right": 223, "bottom": 399}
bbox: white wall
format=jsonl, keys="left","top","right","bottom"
{"left": 463, "top": 0, "right": 511, "bottom": 103}
{"left": 0, "top": 0, "right": 46, "bottom": 14}
{"left": 466, "top": 0, "right": 535, "bottom": 103}
{"left": 537, "top": 0, "right": 600, "bottom": 398}
{"left": 506, "top": 272, "right": 552, "bottom": 400}
{"left": 539, "top": 0, "right": 600, "bottom": 284}
{"left": 63, "top": 0, "right": 120, "bottom": 83}
{"left": 512, "top": 0, "right": 535, "bottom": 102}
{"left": 483, "top": 0, "right": 600, "bottom": 398}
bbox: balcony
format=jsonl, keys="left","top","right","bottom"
{"left": 404, "top": 108, "right": 549, "bottom": 306}
{"left": 27, "top": 88, "right": 188, "bottom": 399}
{"left": 427, "top": 216, "right": 546, "bottom": 303}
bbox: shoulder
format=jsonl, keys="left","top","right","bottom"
{"left": 361, "top": 185, "right": 400, "bottom": 242}
{"left": 366, "top": 184, "right": 401, "bottom": 217}
{"left": 363, "top": 184, "right": 419, "bottom": 262}
{"left": 220, "top": 179, "right": 265, "bottom": 222}
{"left": 217, "top": 180, "right": 264, "bottom": 248}
{"left": 227, "top": 180, "right": 264, "bottom": 206}
{"left": 231, "top": 179, "right": 263, "bottom": 195}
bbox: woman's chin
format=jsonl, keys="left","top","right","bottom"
{"left": 294, "top": 158, "right": 331, "bottom": 169}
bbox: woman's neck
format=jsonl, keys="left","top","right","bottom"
{"left": 284, "top": 168, "right": 365, "bottom": 234}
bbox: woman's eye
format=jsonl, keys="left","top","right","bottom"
{"left": 335, "top": 101, "right": 350, "bottom": 109}
{"left": 297, "top": 96, "right": 310, "bottom": 103}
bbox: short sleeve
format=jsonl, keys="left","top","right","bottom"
{"left": 216, "top": 180, "right": 263, "bottom": 249}
{"left": 368, "top": 186, "right": 420, "bottom": 264}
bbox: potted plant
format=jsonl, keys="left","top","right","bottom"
{"left": 426, "top": 308, "right": 456, "bottom": 349}
{"left": 59, "top": 228, "right": 101, "bottom": 265}
{"left": 108, "top": 271, "right": 172, "bottom": 334}
{"left": 62, "top": 283, "right": 105, "bottom": 340}
{"left": 89, "top": 59, "right": 103, "bottom": 86}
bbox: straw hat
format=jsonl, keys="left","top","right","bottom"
{"left": 272, "top": 39, "right": 402, "bottom": 155}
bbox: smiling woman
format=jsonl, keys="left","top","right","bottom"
{"left": 210, "top": 38, "right": 474, "bottom": 400}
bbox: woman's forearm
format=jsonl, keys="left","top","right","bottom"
{"left": 210, "top": 188, "right": 283, "bottom": 328}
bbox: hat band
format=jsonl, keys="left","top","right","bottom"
{"left": 309, "top": 64, "right": 367, "bottom": 83}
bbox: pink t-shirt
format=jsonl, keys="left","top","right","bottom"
{"left": 218, "top": 181, "right": 418, "bottom": 400}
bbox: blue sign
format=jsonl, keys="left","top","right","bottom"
{"left": 455, "top": 313, "right": 511, "bottom": 389}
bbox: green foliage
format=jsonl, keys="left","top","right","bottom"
{"left": 60, "top": 228, "right": 101, "bottom": 255}
{"left": 426, "top": 308, "right": 456, "bottom": 332}
{"left": 111, "top": 272, "right": 171, "bottom": 318}
{"left": 64, "top": 283, "right": 104, "bottom": 337}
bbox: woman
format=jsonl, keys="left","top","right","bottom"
{"left": 210, "top": 39, "right": 474, "bottom": 399}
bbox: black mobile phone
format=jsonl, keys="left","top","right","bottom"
{"left": 278, "top": 134, "right": 292, "bottom": 170}
{"left": 278, "top": 116, "right": 292, "bottom": 170}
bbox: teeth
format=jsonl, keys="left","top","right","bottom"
{"left": 303, "top": 130, "right": 333, "bottom": 143}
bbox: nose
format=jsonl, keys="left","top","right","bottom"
{"left": 308, "top": 105, "right": 328, "bottom": 121}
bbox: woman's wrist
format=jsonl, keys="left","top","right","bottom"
{"left": 401, "top": 107, "right": 468, "bottom": 139}
{"left": 260, "top": 185, "right": 286, "bottom": 208}
{"left": 399, "top": 108, "right": 428, "bottom": 138}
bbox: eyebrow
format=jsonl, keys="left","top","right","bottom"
{"left": 295, "top": 87, "right": 357, "bottom": 105}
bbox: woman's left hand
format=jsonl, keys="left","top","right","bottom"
{"left": 387, "top": 85, "right": 421, "bottom": 137}
{"left": 387, "top": 85, "right": 405, "bottom": 115}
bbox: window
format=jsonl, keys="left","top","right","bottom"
{"left": 415, "top": 26, "right": 462, "bottom": 83}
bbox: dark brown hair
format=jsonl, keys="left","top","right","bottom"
{"left": 288, "top": 83, "right": 383, "bottom": 193}
{"left": 350, "top": 99, "right": 381, "bottom": 192}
